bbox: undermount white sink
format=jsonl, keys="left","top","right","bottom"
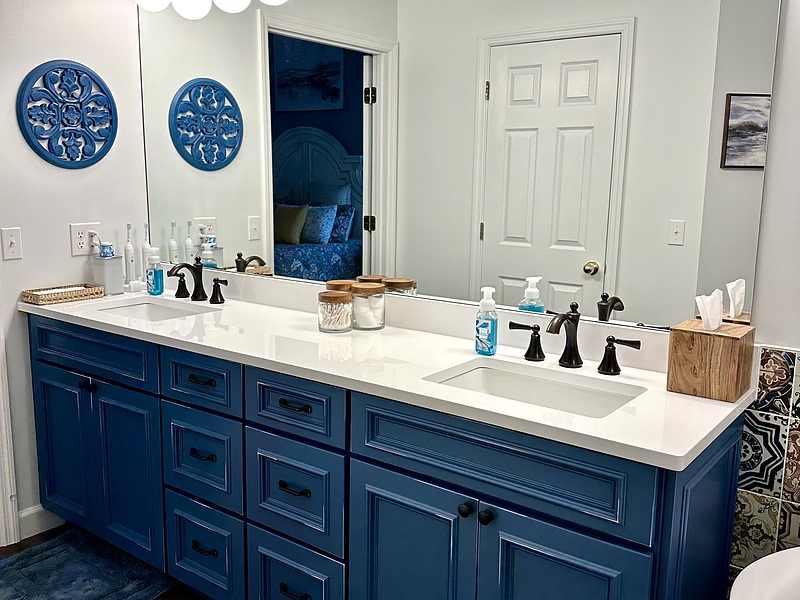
{"left": 96, "top": 298, "right": 220, "bottom": 322}
{"left": 425, "top": 359, "right": 646, "bottom": 418}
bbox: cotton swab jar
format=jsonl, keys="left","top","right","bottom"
{"left": 318, "top": 291, "right": 353, "bottom": 333}
{"left": 351, "top": 283, "right": 385, "bottom": 331}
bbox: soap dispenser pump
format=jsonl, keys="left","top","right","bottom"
{"left": 476, "top": 287, "right": 498, "bottom": 356}
{"left": 519, "top": 277, "right": 545, "bottom": 312}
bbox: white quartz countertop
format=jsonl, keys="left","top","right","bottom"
{"left": 19, "top": 293, "right": 752, "bottom": 471}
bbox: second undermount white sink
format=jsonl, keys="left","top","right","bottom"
{"left": 97, "top": 298, "right": 220, "bottom": 322}
{"left": 424, "top": 359, "right": 646, "bottom": 418}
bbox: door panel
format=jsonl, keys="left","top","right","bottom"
{"left": 95, "top": 381, "right": 164, "bottom": 569}
{"left": 31, "top": 362, "right": 95, "bottom": 531}
{"left": 481, "top": 34, "right": 622, "bottom": 312}
{"left": 477, "top": 502, "right": 653, "bottom": 600}
{"left": 349, "top": 460, "right": 478, "bottom": 600}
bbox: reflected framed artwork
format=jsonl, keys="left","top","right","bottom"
{"left": 273, "top": 36, "right": 343, "bottom": 112}
{"left": 721, "top": 93, "right": 771, "bottom": 169}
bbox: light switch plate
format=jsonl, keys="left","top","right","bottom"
{"left": 248, "top": 216, "right": 261, "bottom": 241}
{"left": 668, "top": 220, "right": 686, "bottom": 246}
{"left": 1, "top": 227, "right": 23, "bottom": 260}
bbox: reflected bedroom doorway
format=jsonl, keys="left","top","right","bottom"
{"left": 267, "top": 33, "right": 371, "bottom": 283}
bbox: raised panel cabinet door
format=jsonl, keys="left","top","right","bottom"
{"left": 477, "top": 502, "right": 654, "bottom": 600}
{"left": 349, "top": 459, "right": 479, "bottom": 600}
{"left": 31, "top": 361, "right": 96, "bottom": 532}
{"left": 94, "top": 381, "right": 165, "bottom": 570}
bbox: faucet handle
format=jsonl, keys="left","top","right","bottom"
{"left": 508, "top": 322, "right": 546, "bottom": 362}
{"left": 174, "top": 273, "right": 190, "bottom": 299}
{"left": 210, "top": 278, "right": 228, "bottom": 305}
{"left": 598, "top": 335, "right": 641, "bottom": 376}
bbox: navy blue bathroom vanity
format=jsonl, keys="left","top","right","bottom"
{"left": 27, "top": 313, "right": 743, "bottom": 600}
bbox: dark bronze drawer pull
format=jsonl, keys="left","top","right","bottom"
{"left": 278, "top": 480, "right": 312, "bottom": 498}
{"left": 191, "top": 539, "right": 219, "bottom": 558}
{"left": 278, "top": 398, "right": 313, "bottom": 414}
{"left": 188, "top": 373, "right": 217, "bottom": 387}
{"left": 189, "top": 447, "right": 218, "bottom": 463}
{"left": 279, "top": 582, "right": 311, "bottom": 600}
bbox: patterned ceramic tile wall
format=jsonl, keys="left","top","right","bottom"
{"left": 729, "top": 346, "right": 800, "bottom": 587}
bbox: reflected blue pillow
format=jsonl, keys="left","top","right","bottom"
{"left": 329, "top": 205, "right": 356, "bottom": 242}
{"left": 300, "top": 204, "right": 337, "bottom": 244}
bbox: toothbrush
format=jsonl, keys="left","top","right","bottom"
{"left": 184, "top": 220, "right": 195, "bottom": 262}
{"left": 124, "top": 224, "right": 135, "bottom": 284}
{"left": 168, "top": 220, "right": 179, "bottom": 264}
{"left": 141, "top": 222, "right": 152, "bottom": 278}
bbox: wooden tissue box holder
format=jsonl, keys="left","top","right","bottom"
{"left": 667, "top": 319, "right": 755, "bottom": 402}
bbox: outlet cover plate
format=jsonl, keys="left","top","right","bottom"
{"left": 192, "top": 216, "right": 217, "bottom": 243}
{"left": 1, "top": 227, "right": 23, "bottom": 260}
{"left": 70, "top": 222, "right": 100, "bottom": 256}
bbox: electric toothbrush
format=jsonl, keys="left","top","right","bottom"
{"left": 168, "top": 220, "right": 179, "bottom": 264}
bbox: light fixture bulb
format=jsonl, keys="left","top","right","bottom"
{"left": 259, "top": 0, "right": 289, "bottom": 5}
{"left": 172, "top": 0, "right": 213, "bottom": 20}
{"left": 135, "top": 0, "right": 172, "bottom": 11}
{"left": 213, "top": 0, "right": 251, "bottom": 13}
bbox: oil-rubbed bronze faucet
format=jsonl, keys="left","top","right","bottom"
{"left": 546, "top": 302, "right": 582, "bottom": 368}
{"left": 235, "top": 253, "right": 266, "bottom": 272}
{"left": 597, "top": 293, "right": 625, "bottom": 322}
{"left": 167, "top": 257, "right": 208, "bottom": 301}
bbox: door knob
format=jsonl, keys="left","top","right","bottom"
{"left": 583, "top": 261, "right": 600, "bottom": 276}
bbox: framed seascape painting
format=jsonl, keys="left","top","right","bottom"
{"left": 273, "top": 37, "right": 344, "bottom": 112}
{"left": 720, "top": 93, "right": 771, "bottom": 169}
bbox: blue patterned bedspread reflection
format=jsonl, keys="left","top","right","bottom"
{"left": 274, "top": 240, "right": 362, "bottom": 281}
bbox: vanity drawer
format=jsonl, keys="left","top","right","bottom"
{"left": 247, "top": 524, "right": 345, "bottom": 600}
{"left": 351, "top": 393, "right": 660, "bottom": 547}
{"left": 28, "top": 315, "right": 158, "bottom": 393}
{"left": 162, "top": 401, "right": 244, "bottom": 514}
{"left": 165, "top": 489, "right": 245, "bottom": 600}
{"left": 161, "top": 348, "right": 243, "bottom": 418}
{"left": 245, "top": 367, "right": 347, "bottom": 449}
{"left": 246, "top": 427, "right": 346, "bottom": 558}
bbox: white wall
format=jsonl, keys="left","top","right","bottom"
{"left": 0, "top": 0, "right": 148, "bottom": 535}
{"left": 141, "top": 0, "right": 398, "bottom": 267}
{"left": 752, "top": 0, "right": 800, "bottom": 348}
{"left": 696, "top": 0, "right": 779, "bottom": 307}
{"left": 395, "top": 0, "right": 733, "bottom": 326}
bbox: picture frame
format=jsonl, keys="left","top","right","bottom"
{"left": 720, "top": 93, "right": 771, "bottom": 169}
{"left": 273, "top": 37, "right": 344, "bottom": 112}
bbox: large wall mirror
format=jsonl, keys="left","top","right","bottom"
{"left": 139, "top": 0, "right": 780, "bottom": 328}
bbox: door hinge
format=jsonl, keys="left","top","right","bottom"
{"left": 479, "top": 222, "right": 484, "bottom": 241}
{"left": 485, "top": 81, "right": 490, "bottom": 100}
{"left": 363, "top": 86, "right": 377, "bottom": 105}
{"left": 363, "top": 215, "right": 376, "bottom": 232}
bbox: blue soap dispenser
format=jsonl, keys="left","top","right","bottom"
{"left": 519, "top": 276, "right": 545, "bottom": 312}
{"left": 476, "top": 286, "right": 498, "bottom": 356}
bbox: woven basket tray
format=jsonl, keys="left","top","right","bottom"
{"left": 21, "top": 283, "right": 105, "bottom": 305}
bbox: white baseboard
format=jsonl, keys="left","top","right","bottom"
{"left": 18, "top": 504, "right": 64, "bottom": 540}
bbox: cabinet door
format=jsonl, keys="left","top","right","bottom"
{"left": 94, "top": 381, "right": 164, "bottom": 569}
{"left": 477, "top": 502, "right": 653, "bottom": 600}
{"left": 350, "top": 460, "right": 478, "bottom": 600}
{"left": 31, "top": 362, "right": 96, "bottom": 532}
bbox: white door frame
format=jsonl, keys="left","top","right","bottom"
{"left": 468, "top": 19, "right": 636, "bottom": 301}
{"left": 258, "top": 12, "right": 399, "bottom": 276}
{"left": 0, "top": 289, "right": 20, "bottom": 547}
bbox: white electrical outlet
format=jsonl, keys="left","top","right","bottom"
{"left": 192, "top": 216, "right": 217, "bottom": 243}
{"left": 248, "top": 216, "right": 261, "bottom": 241}
{"left": 1, "top": 227, "right": 23, "bottom": 260}
{"left": 70, "top": 222, "right": 100, "bottom": 256}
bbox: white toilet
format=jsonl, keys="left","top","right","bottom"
{"left": 730, "top": 547, "right": 800, "bottom": 599}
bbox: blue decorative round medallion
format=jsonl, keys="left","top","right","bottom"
{"left": 169, "top": 78, "right": 243, "bottom": 171}
{"left": 16, "top": 60, "right": 117, "bottom": 169}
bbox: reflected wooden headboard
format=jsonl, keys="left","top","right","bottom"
{"left": 272, "top": 126, "right": 364, "bottom": 234}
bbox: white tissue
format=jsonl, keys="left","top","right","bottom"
{"left": 726, "top": 279, "right": 746, "bottom": 319}
{"left": 696, "top": 289, "right": 724, "bottom": 331}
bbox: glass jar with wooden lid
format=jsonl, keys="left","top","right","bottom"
{"left": 384, "top": 278, "right": 417, "bottom": 296}
{"left": 356, "top": 275, "right": 385, "bottom": 284}
{"left": 351, "top": 282, "right": 385, "bottom": 330}
{"left": 318, "top": 291, "right": 353, "bottom": 333}
{"left": 326, "top": 279, "right": 356, "bottom": 292}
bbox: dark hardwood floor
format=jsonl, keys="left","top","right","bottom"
{"left": 0, "top": 526, "right": 206, "bottom": 599}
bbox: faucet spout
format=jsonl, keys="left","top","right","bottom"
{"left": 167, "top": 258, "right": 208, "bottom": 302}
{"left": 235, "top": 252, "right": 267, "bottom": 272}
{"left": 546, "top": 302, "right": 582, "bottom": 368}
